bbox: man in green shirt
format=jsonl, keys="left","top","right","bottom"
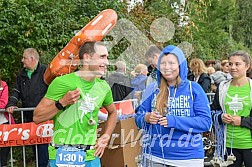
{"left": 33, "top": 42, "right": 117, "bottom": 167}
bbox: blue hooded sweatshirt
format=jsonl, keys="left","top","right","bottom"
{"left": 131, "top": 74, "right": 147, "bottom": 98}
{"left": 135, "top": 45, "right": 212, "bottom": 161}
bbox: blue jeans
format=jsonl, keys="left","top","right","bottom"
{"left": 49, "top": 157, "right": 101, "bottom": 167}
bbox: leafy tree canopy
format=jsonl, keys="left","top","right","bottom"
{"left": 0, "top": 0, "right": 251, "bottom": 85}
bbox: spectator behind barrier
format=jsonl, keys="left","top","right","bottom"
{"left": 221, "top": 59, "right": 232, "bottom": 79}
{"left": 189, "top": 58, "right": 211, "bottom": 93}
{"left": 106, "top": 61, "right": 132, "bottom": 101}
{"left": 0, "top": 75, "right": 14, "bottom": 167}
{"left": 6, "top": 48, "right": 49, "bottom": 167}
{"left": 206, "top": 66, "right": 215, "bottom": 75}
{"left": 145, "top": 45, "right": 162, "bottom": 87}
{"left": 210, "top": 62, "right": 229, "bottom": 92}
{"left": 131, "top": 64, "right": 148, "bottom": 101}
{"left": 205, "top": 60, "right": 216, "bottom": 67}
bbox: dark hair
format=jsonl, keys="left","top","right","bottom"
{"left": 204, "top": 60, "right": 216, "bottom": 67}
{"left": 145, "top": 45, "right": 162, "bottom": 58}
{"left": 79, "top": 41, "right": 105, "bottom": 59}
{"left": 247, "top": 68, "right": 252, "bottom": 78}
{"left": 228, "top": 51, "right": 251, "bottom": 66}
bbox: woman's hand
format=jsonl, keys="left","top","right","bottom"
{"left": 222, "top": 113, "right": 233, "bottom": 124}
{"left": 144, "top": 111, "right": 162, "bottom": 124}
{"left": 159, "top": 117, "right": 168, "bottom": 127}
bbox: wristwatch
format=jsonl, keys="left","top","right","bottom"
{"left": 55, "top": 100, "right": 65, "bottom": 111}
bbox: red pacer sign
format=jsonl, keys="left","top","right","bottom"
{"left": 0, "top": 121, "right": 53, "bottom": 147}
{"left": 100, "top": 99, "right": 135, "bottom": 115}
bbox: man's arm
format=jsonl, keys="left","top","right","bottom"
{"left": 33, "top": 97, "right": 60, "bottom": 124}
{"left": 94, "top": 103, "right": 117, "bottom": 158}
{"left": 6, "top": 76, "right": 21, "bottom": 113}
{"left": 103, "top": 103, "right": 117, "bottom": 136}
{"left": 33, "top": 89, "right": 80, "bottom": 124}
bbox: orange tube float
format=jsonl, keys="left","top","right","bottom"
{"left": 44, "top": 9, "right": 118, "bottom": 85}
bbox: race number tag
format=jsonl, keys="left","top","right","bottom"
{"left": 56, "top": 146, "right": 86, "bottom": 167}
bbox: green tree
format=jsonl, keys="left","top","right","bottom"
{"left": 1, "top": 0, "right": 251, "bottom": 85}
{"left": 232, "top": 0, "right": 252, "bottom": 49}
{"left": 186, "top": 0, "right": 238, "bottom": 60}
{"left": 0, "top": 0, "right": 126, "bottom": 84}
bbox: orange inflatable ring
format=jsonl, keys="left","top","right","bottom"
{"left": 44, "top": 9, "right": 118, "bottom": 85}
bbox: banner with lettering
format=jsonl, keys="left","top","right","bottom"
{"left": 0, "top": 101, "right": 135, "bottom": 147}
{"left": 100, "top": 100, "right": 135, "bottom": 115}
{"left": 0, "top": 121, "right": 53, "bottom": 147}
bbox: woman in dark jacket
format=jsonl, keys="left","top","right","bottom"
{"left": 189, "top": 58, "right": 211, "bottom": 93}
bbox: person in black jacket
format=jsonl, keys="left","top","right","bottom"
{"left": 189, "top": 58, "right": 211, "bottom": 93}
{"left": 106, "top": 61, "right": 132, "bottom": 101}
{"left": 6, "top": 48, "right": 49, "bottom": 167}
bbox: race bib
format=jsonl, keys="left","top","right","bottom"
{"left": 56, "top": 146, "right": 86, "bottom": 167}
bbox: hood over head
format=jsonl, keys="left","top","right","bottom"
{"left": 157, "top": 45, "right": 188, "bottom": 86}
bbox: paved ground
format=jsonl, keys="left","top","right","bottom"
{"left": 204, "top": 155, "right": 213, "bottom": 167}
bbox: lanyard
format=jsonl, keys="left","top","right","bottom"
{"left": 78, "top": 76, "right": 97, "bottom": 126}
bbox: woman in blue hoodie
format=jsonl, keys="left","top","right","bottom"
{"left": 135, "top": 45, "right": 212, "bottom": 167}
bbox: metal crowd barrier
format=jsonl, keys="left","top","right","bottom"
{"left": 206, "top": 92, "right": 215, "bottom": 104}
{"left": 0, "top": 107, "right": 41, "bottom": 167}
